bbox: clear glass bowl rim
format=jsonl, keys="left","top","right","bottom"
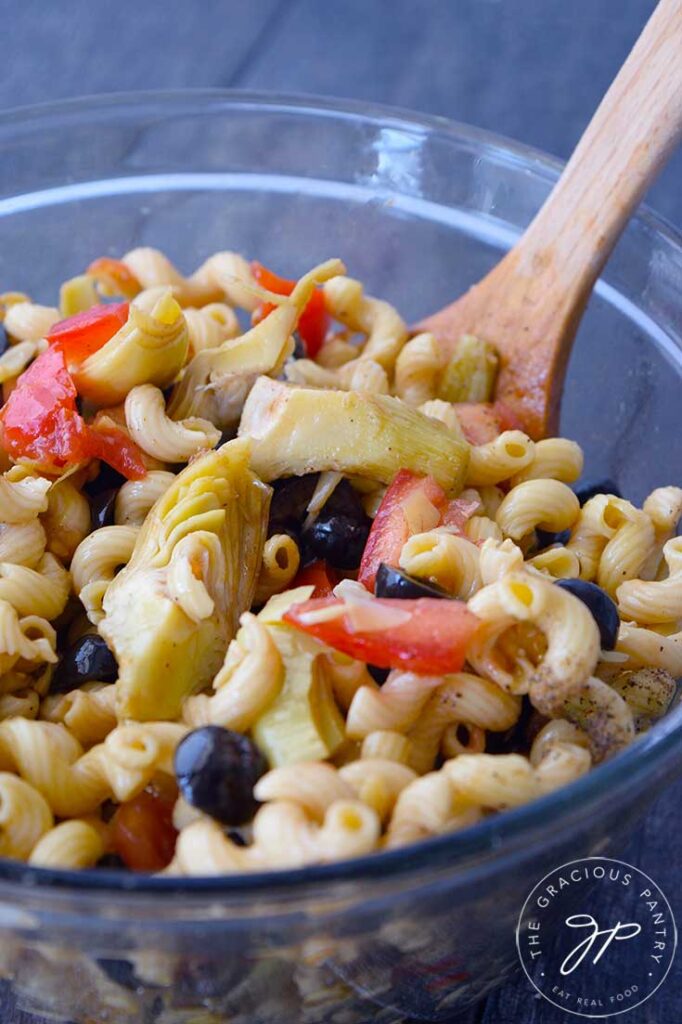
{"left": 0, "top": 88, "right": 680, "bottom": 898}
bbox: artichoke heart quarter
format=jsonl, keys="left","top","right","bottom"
{"left": 100, "top": 438, "right": 271, "bottom": 721}
{"left": 73, "top": 287, "right": 189, "bottom": 407}
{"left": 239, "top": 377, "right": 470, "bottom": 492}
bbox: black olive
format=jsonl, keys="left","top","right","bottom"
{"left": 574, "top": 478, "right": 622, "bottom": 505}
{"left": 97, "top": 853, "right": 126, "bottom": 870}
{"left": 0, "top": 323, "right": 9, "bottom": 357}
{"left": 268, "top": 474, "right": 319, "bottom": 539}
{"left": 367, "top": 664, "right": 390, "bottom": 685}
{"left": 485, "top": 697, "right": 539, "bottom": 755}
{"left": 535, "top": 528, "right": 571, "bottom": 550}
{"left": 375, "top": 563, "right": 448, "bottom": 601}
{"left": 301, "top": 513, "right": 370, "bottom": 569}
{"left": 52, "top": 633, "right": 119, "bottom": 692}
{"left": 174, "top": 726, "right": 268, "bottom": 826}
{"left": 556, "top": 579, "right": 620, "bottom": 650}
{"left": 83, "top": 462, "right": 126, "bottom": 497}
{"left": 90, "top": 487, "right": 118, "bottom": 530}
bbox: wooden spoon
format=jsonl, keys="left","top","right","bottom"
{"left": 417, "top": 0, "right": 682, "bottom": 440}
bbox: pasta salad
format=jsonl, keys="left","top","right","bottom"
{"left": 0, "top": 249, "right": 678, "bottom": 875}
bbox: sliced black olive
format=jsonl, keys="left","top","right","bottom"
{"left": 96, "top": 853, "right": 126, "bottom": 870}
{"left": 556, "top": 578, "right": 620, "bottom": 650}
{"left": 535, "top": 527, "right": 571, "bottom": 550}
{"left": 574, "top": 478, "right": 622, "bottom": 505}
{"left": 52, "top": 633, "right": 119, "bottom": 692}
{"left": 89, "top": 487, "right": 118, "bottom": 530}
{"left": 174, "top": 726, "right": 268, "bottom": 826}
{"left": 367, "top": 664, "right": 390, "bottom": 685}
{"left": 268, "top": 474, "right": 319, "bottom": 539}
{"left": 301, "top": 513, "right": 370, "bottom": 569}
{"left": 300, "top": 480, "right": 371, "bottom": 569}
{"left": 375, "top": 563, "right": 448, "bottom": 601}
{"left": 0, "top": 323, "right": 9, "bottom": 357}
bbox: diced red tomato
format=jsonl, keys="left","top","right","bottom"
{"left": 86, "top": 257, "right": 142, "bottom": 299}
{"left": 252, "top": 262, "right": 328, "bottom": 358}
{"left": 358, "top": 471, "right": 448, "bottom": 591}
{"left": 0, "top": 346, "right": 146, "bottom": 478}
{"left": 111, "top": 783, "right": 178, "bottom": 872}
{"left": 441, "top": 495, "right": 481, "bottom": 533}
{"left": 291, "top": 560, "right": 337, "bottom": 597}
{"left": 87, "top": 425, "right": 147, "bottom": 481}
{"left": 284, "top": 596, "right": 479, "bottom": 674}
{"left": 47, "top": 302, "right": 129, "bottom": 363}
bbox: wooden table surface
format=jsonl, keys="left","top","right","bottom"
{"left": 0, "top": 1, "right": 680, "bottom": 1021}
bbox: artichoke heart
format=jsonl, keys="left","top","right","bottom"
{"left": 100, "top": 438, "right": 271, "bottom": 721}
{"left": 239, "top": 377, "right": 470, "bottom": 492}
{"left": 168, "top": 258, "right": 345, "bottom": 432}
{"left": 73, "top": 287, "right": 189, "bottom": 407}
{"left": 252, "top": 587, "right": 345, "bottom": 766}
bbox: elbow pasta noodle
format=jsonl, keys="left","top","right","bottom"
{"left": 0, "top": 772, "right": 53, "bottom": 859}
{"left": 467, "top": 573, "right": 600, "bottom": 716}
{"left": 124, "top": 384, "right": 221, "bottom": 462}
{"left": 114, "top": 470, "right": 175, "bottom": 526}
{"left": 0, "top": 247, "right": 675, "bottom": 878}
{"left": 183, "top": 302, "right": 240, "bottom": 356}
{"left": 71, "top": 525, "right": 139, "bottom": 624}
{"left": 28, "top": 819, "right": 106, "bottom": 869}
{"left": 3, "top": 301, "right": 60, "bottom": 341}
{"left": 254, "top": 533, "right": 300, "bottom": 605}
{"left": 323, "top": 276, "right": 408, "bottom": 370}
{"left": 495, "top": 479, "right": 580, "bottom": 541}
{"left": 0, "top": 338, "right": 48, "bottom": 386}
{"left": 399, "top": 530, "right": 481, "bottom": 599}
{"left": 183, "top": 613, "right": 283, "bottom": 731}
{"left": 466, "top": 431, "right": 535, "bottom": 487}
{"left": 616, "top": 537, "right": 682, "bottom": 623}
{"left": 41, "top": 684, "right": 118, "bottom": 747}
{"left": 345, "top": 671, "right": 443, "bottom": 739}
{"left": 0, "top": 470, "right": 50, "bottom": 523}
{"left": 41, "top": 480, "right": 91, "bottom": 563}
{"left": 510, "top": 437, "right": 584, "bottom": 485}
{"left": 394, "top": 333, "right": 441, "bottom": 406}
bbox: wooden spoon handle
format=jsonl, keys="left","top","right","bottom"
{"left": 518, "top": 0, "right": 682, "bottom": 293}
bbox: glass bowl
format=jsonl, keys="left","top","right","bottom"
{"left": 0, "top": 91, "right": 680, "bottom": 1024}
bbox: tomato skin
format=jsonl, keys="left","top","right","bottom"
{"left": 88, "top": 426, "right": 147, "bottom": 481}
{"left": 284, "top": 596, "right": 479, "bottom": 674}
{"left": 47, "top": 302, "right": 129, "bottom": 363}
{"left": 111, "top": 786, "right": 178, "bottom": 872}
{"left": 441, "top": 495, "right": 481, "bottom": 533}
{"left": 251, "top": 262, "right": 328, "bottom": 358}
{"left": 290, "top": 560, "right": 337, "bottom": 597}
{"left": 0, "top": 346, "right": 146, "bottom": 478}
{"left": 86, "top": 258, "right": 141, "bottom": 299}
{"left": 358, "top": 471, "right": 448, "bottom": 591}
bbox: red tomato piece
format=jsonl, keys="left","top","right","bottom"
{"left": 252, "top": 262, "right": 328, "bottom": 358}
{"left": 111, "top": 785, "right": 178, "bottom": 872}
{"left": 441, "top": 495, "right": 481, "bottom": 533}
{"left": 86, "top": 257, "right": 142, "bottom": 299}
{"left": 291, "top": 560, "right": 337, "bottom": 597}
{"left": 88, "top": 425, "right": 147, "bottom": 481}
{"left": 47, "top": 302, "right": 129, "bottom": 363}
{"left": 284, "top": 596, "right": 479, "bottom": 674}
{"left": 358, "top": 471, "right": 448, "bottom": 591}
{"left": 0, "top": 346, "right": 146, "bottom": 479}
{"left": 0, "top": 347, "right": 90, "bottom": 468}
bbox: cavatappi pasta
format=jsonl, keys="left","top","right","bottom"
{"left": 0, "top": 249, "right": 677, "bottom": 876}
